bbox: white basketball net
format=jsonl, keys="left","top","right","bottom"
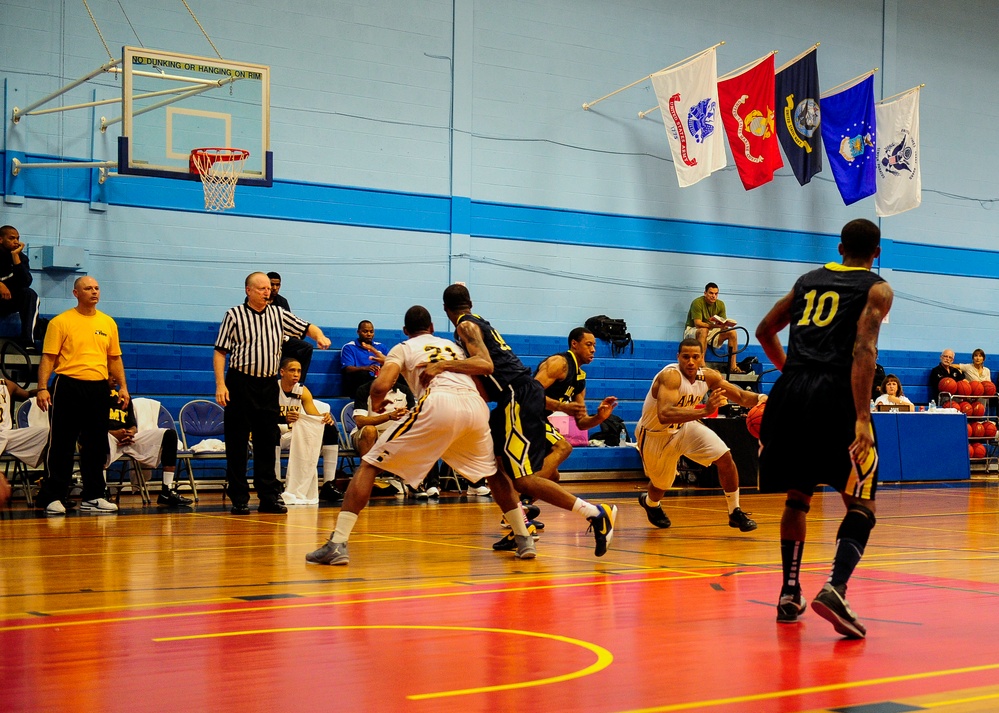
{"left": 191, "top": 148, "right": 249, "bottom": 212}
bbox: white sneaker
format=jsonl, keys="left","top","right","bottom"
{"left": 466, "top": 484, "right": 491, "bottom": 496}
{"left": 80, "top": 498, "right": 118, "bottom": 513}
{"left": 45, "top": 500, "right": 67, "bottom": 516}
{"left": 425, "top": 486, "right": 440, "bottom": 498}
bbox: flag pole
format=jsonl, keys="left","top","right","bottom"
{"left": 775, "top": 43, "right": 820, "bottom": 74}
{"left": 717, "top": 50, "right": 777, "bottom": 82}
{"left": 821, "top": 68, "right": 878, "bottom": 98}
{"left": 877, "top": 84, "right": 924, "bottom": 105}
{"left": 636, "top": 42, "right": 730, "bottom": 119}
{"left": 583, "top": 41, "right": 724, "bottom": 110}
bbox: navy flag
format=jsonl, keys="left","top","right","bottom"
{"left": 821, "top": 73, "right": 877, "bottom": 206}
{"left": 775, "top": 48, "right": 822, "bottom": 185}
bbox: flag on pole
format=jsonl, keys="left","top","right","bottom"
{"left": 774, "top": 48, "right": 822, "bottom": 185}
{"left": 875, "top": 87, "right": 921, "bottom": 216}
{"left": 650, "top": 48, "right": 727, "bottom": 188}
{"left": 717, "top": 53, "right": 783, "bottom": 190}
{"left": 821, "top": 74, "right": 877, "bottom": 206}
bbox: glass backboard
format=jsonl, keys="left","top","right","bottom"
{"left": 119, "top": 46, "right": 271, "bottom": 186}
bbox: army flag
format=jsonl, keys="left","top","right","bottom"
{"left": 717, "top": 52, "right": 783, "bottom": 190}
{"left": 821, "top": 73, "right": 877, "bottom": 206}
{"left": 650, "top": 48, "right": 727, "bottom": 188}
{"left": 774, "top": 47, "right": 822, "bottom": 185}
{"left": 875, "top": 87, "right": 921, "bottom": 217}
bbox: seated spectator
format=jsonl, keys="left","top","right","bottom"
{"left": 348, "top": 377, "right": 442, "bottom": 497}
{"left": 340, "top": 320, "right": 386, "bottom": 397}
{"left": 874, "top": 375, "right": 912, "bottom": 409}
{"left": 958, "top": 348, "right": 991, "bottom": 384}
{"left": 0, "top": 377, "right": 48, "bottom": 471}
{"left": 684, "top": 282, "right": 742, "bottom": 374}
{"left": 277, "top": 358, "right": 339, "bottom": 503}
{"left": 106, "top": 382, "right": 190, "bottom": 507}
{"left": 0, "top": 225, "right": 41, "bottom": 349}
{"left": 350, "top": 376, "right": 413, "bottom": 456}
{"left": 929, "top": 349, "right": 966, "bottom": 402}
{"left": 269, "top": 272, "right": 315, "bottom": 380}
{"left": 871, "top": 350, "right": 886, "bottom": 400}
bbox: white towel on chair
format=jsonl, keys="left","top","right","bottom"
{"left": 282, "top": 412, "right": 324, "bottom": 505}
{"left": 131, "top": 398, "right": 161, "bottom": 432}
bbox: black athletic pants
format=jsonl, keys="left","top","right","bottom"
{"left": 224, "top": 368, "right": 282, "bottom": 506}
{"left": 38, "top": 375, "right": 110, "bottom": 504}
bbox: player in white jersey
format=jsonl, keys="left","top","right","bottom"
{"left": 306, "top": 305, "right": 537, "bottom": 565}
{"left": 0, "top": 377, "right": 48, "bottom": 470}
{"left": 635, "top": 338, "right": 764, "bottom": 531}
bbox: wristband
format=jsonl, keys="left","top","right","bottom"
{"left": 37, "top": 387, "right": 48, "bottom": 392}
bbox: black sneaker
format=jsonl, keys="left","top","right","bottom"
{"left": 231, "top": 503, "right": 250, "bottom": 515}
{"left": 811, "top": 583, "right": 866, "bottom": 639}
{"left": 586, "top": 504, "right": 617, "bottom": 557}
{"left": 728, "top": 507, "right": 758, "bottom": 532}
{"left": 157, "top": 488, "right": 192, "bottom": 507}
{"left": 524, "top": 503, "right": 541, "bottom": 520}
{"left": 319, "top": 481, "right": 343, "bottom": 502}
{"left": 258, "top": 500, "right": 288, "bottom": 514}
{"left": 638, "top": 494, "right": 671, "bottom": 528}
{"left": 776, "top": 591, "right": 807, "bottom": 623}
{"left": 493, "top": 523, "right": 537, "bottom": 550}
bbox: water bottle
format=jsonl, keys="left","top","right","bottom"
{"left": 870, "top": 399, "right": 876, "bottom": 412}
{"left": 928, "top": 400, "right": 936, "bottom": 412}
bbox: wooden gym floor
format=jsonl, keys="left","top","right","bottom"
{"left": 2, "top": 480, "right": 999, "bottom": 713}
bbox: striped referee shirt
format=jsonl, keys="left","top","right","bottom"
{"left": 215, "top": 304, "right": 309, "bottom": 378}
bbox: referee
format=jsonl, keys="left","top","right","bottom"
{"left": 214, "top": 272, "right": 331, "bottom": 514}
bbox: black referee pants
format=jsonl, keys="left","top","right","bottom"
{"left": 224, "top": 369, "right": 282, "bottom": 505}
{"left": 37, "top": 375, "right": 110, "bottom": 504}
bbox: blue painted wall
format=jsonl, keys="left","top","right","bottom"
{"left": 1, "top": 0, "right": 998, "bottom": 359}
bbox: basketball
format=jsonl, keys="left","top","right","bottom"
{"left": 694, "top": 403, "right": 718, "bottom": 418}
{"left": 942, "top": 400, "right": 955, "bottom": 410}
{"left": 969, "top": 444, "right": 975, "bottom": 459}
{"left": 971, "top": 381, "right": 985, "bottom": 397}
{"left": 973, "top": 422, "right": 985, "bottom": 438}
{"left": 973, "top": 402, "right": 986, "bottom": 417}
{"left": 938, "top": 377, "right": 957, "bottom": 395}
{"left": 956, "top": 380, "right": 972, "bottom": 396}
{"left": 985, "top": 382, "right": 997, "bottom": 396}
{"left": 968, "top": 423, "right": 974, "bottom": 437}
{"left": 984, "top": 421, "right": 997, "bottom": 438}
{"left": 973, "top": 443, "right": 987, "bottom": 459}
{"left": 959, "top": 401, "right": 973, "bottom": 415}
{"left": 745, "top": 400, "right": 765, "bottom": 439}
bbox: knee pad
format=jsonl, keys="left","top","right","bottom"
{"left": 785, "top": 498, "right": 810, "bottom": 514}
{"left": 837, "top": 504, "right": 876, "bottom": 550}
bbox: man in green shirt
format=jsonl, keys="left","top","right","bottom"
{"left": 684, "top": 282, "right": 743, "bottom": 374}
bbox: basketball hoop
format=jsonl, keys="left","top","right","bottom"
{"left": 190, "top": 148, "right": 249, "bottom": 212}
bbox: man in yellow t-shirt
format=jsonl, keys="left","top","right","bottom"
{"left": 35, "top": 276, "right": 127, "bottom": 515}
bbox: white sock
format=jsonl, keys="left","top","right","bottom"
{"left": 572, "top": 498, "right": 600, "bottom": 519}
{"left": 505, "top": 508, "right": 530, "bottom": 537}
{"left": 724, "top": 489, "right": 740, "bottom": 514}
{"left": 321, "top": 445, "right": 339, "bottom": 482}
{"left": 645, "top": 496, "right": 661, "bottom": 508}
{"left": 162, "top": 470, "right": 175, "bottom": 488}
{"left": 332, "top": 511, "right": 358, "bottom": 543}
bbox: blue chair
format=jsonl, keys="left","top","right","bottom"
{"left": 178, "top": 399, "right": 228, "bottom": 502}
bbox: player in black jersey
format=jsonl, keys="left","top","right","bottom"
{"left": 433, "top": 284, "right": 618, "bottom": 557}
{"left": 534, "top": 327, "right": 618, "bottom": 480}
{"left": 756, "top": 218, "right": 893, "bottom": 639}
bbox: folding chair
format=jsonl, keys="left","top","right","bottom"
{"left": 158, "top": 405, "right": 198, "bottom": 500}
{"left": 337, "top": 402, "right": 360, "bottom": 475}
{"left": 106, "top": 397, "right": 167, "bottom": 506}
{"left": 178, "top": 399, "right": 227, "bottom": 501}
{"left": 5, "top": 398, "right": 49, "bottom": 507}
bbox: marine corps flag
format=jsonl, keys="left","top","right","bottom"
{"left": 774, "top": 47, "right": 822, "bottom": 185}
{"left": 649, "top": 48, "right": 727, "bottom": 188}
{"left": 875, "top": 87, "right": 921, "bottom": 217}
{"left": 821, "top": 73, "right": 877, "bottom": 206}
{"left": 717, "top": 52, "right": 783, "bottom": 190}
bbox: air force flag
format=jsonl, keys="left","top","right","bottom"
{"left": 821, "top": 74, "right": 877, "bottom": 206}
